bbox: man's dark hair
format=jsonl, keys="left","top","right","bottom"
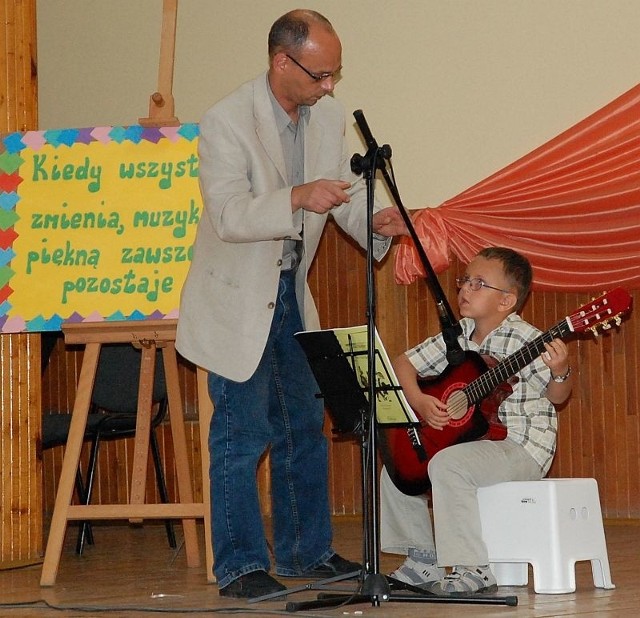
{"left": 268, "top": 9, "right": 334, "bottom": 58}
{"left": 477, "top": 247, "right": 533, "bottom": 311}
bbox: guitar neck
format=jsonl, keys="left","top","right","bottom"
{"left": 465, "top": 318, "right": 572, "bottom": 404}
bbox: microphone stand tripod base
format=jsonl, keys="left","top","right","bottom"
{"left": 284, "top": 574, "right": 519, "bottom": 612}
{"left": 361, "top": 571, "right": 392, "bottom": 599}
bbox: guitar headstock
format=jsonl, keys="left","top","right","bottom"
{"left": 569, "top": 288, "right": 633, "bottom": 336}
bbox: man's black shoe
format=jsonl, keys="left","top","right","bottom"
{"left": 219, "top": 570, "right": 287, "bottom": 599}
{"left": 298, "top": 553, "right": 362, "bottom": 579}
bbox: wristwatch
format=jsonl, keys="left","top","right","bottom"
{"left": 551, "top": 366, "right": 572, "bottom": 383}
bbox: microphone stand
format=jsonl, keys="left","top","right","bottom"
{"left": 352, "top": 110, "right": 465, "bottom": 367}
{"left": 349, "top": 120, "right": 389, "bottom": 604}
{"left": 284, "top": 111, "right": 517, "bottom": 612}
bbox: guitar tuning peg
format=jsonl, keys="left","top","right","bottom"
{"left": 615, "top": 316, "right": 622, "bottom": 327}
{"left": 589, "top": 326, "right": 600, "bottom": 337}
{"left": 601, "top": 321, "right": 612, "bottom": 330}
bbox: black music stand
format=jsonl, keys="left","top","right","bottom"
{"left": 294, "top": 328, "right": 369, "bottom": 435}
{"left": 294, "top": 326, "right": 419, "bottom": 434}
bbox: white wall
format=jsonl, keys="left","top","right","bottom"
{"left": 37, "top": 0, "right": 640, "bottom": 209}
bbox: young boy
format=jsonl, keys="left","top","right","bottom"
{"left": 381, "top": 247, "right": 572, "bottom": 596}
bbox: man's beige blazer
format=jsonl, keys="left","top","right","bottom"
{"left": 176, "top": 73, "right": 389, "bottom": 381}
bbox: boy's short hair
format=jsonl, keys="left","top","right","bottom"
{"left": 477, "top": 247, "right": 532, "bottom": 311}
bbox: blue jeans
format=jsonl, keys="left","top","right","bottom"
{"left": 208, "top": 270, "right": 333, "bottom": 588}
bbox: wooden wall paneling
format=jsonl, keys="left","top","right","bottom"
{"left": 332, "top": 225, "right": 349, "bottom": 325}
{"left": 624, "top": 296, "right": 638, "bottom": 518}
{"left": 39, "top": 225, "right": 640, "bottom": 525}
{"left": 177, "top": 357, "right": 198, "bottom": 418}
{"left": 0, "top": 334, "right": 41, "bottom": 567}
{"left": 308, "top": 222, "right": 329, "bottom": 322}
{"left": 404, "top": 281, "right": 418, "bottom": 351}
{"left": 589, "top": 312, "right": 614, "bottom": 508}
{"left": 186, "top": 420, "right": 204, "bottom": 503}
{"left": 588, "top": 314, "right": 604, "bottom": 481}
{"left": 575, "top": 294, "right": 597, "bottom": 482}
{"left": 320, "top": 227, "right": 335, "bottom": 320}
{"left": 344, "top": 235, "right": 365, "bottom": 327}
{"left": 616, "top": 291, "right": 639, "bottom": 517}
{"left": 572, "top": 294, "right": 605, "bottom": 495}
{"left": 571, "top": 291, "right": 590, "bottom": 481}
{"left": 327, "top": 434, "right": 361, "bottom": 516}
{"left": 624, "top": 296, "right": 639, "bottom": 517}
{"left": 395, "top": 253, "right": 640, "bottom": 521}
{"left": 157, "top": 424, "right": 177, "bottom": 504}
{"left": 4, "top": 0, "right": 38, "bottom": 131}
{"left": 331, "top": 226, "right": 367, "bottom": 514}
{"left": 593, "top": 321, "right": 610, "bottom": 484}
{"left": 309, "top": 223, "right": 368, "bottom": 515}
{"left": 547, "top": 289, "right": 640, "bottom": 519}
{"left": 610, "top": 314, "right": 626, "bottom": 517}
{"left": 42, "top": 450, "right": 57, "bottom": 523}
{"left": 256, "top": 452, "right": 271, "bottom": 517}
{"left": 1, "top": 0, "right": 40, "bottom": 568}
{"left": 376, "top": 246, "right": 407, "bottom": 359}
{"left": 570, "top": 291, "right": 586, "bottom": 479}
{"left": 158, "top": 419, "right": 206, "bottom": 506}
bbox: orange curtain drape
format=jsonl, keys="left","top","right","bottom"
{"left": 395, "top": 83, "right": 640, "bottom": 291}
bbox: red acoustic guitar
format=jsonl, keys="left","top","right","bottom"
{"left": 378, "top": 288, "right": 632, "bottom": 496}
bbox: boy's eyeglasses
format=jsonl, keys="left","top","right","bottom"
{"left": 456, "top": 276, "right": 510, "bottom": 294}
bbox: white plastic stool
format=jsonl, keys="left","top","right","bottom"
{"left": 477, "top": 478, "right": 615, "bottom": 594}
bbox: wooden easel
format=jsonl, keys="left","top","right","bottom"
{"left": 40, "top": 321, "right": 204, "bottom": 586}
{"left": 42, "top": 0, "right": 215, "bottom": 585}
{"left": 195, "top": 367, "right": 215, "bottom": 583}
{"left": 139, "top": 0, "right": 180, "bottom": 127}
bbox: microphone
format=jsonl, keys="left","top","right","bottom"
{"left": 353, "top": 109, "right": 378, "bottom": 152}
{"left": 351, "top": 110, "right": 392, "bottom": 177}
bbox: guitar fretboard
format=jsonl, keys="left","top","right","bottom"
{"left": 464, "top": 319, "right": 571, "bottom": 404}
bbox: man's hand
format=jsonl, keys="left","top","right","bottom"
{"left": 372, "top": 207, "right": 409, "bottom": 237}
{"left": 291, "top": 179, "right": 351, "bottom": 214}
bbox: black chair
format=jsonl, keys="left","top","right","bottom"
{"left": 42, "top": 342, "right": 176, "bottom": 554}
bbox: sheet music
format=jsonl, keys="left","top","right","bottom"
{"left": 296, "top": 325, "right": 419, "bottom": 425}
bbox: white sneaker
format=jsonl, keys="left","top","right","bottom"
{"left": 428, "top": 565, "right": 498, "bottom": 596}
{"left": 388, "top": 557, "right": 445, "bottom": 588}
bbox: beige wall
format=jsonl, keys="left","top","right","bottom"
{"left": 37, "top": 0, "right": 640, "bottom": 209}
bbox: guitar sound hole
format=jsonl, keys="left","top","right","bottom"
{"left": 447, "top": 390, "right": 470, "bottom": 420}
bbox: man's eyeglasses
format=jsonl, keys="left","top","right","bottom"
{"left": 456, "top": 276, "right": 511, "bottom": 294}
{"left": 286, "top": 54, "right": 340, "bottom": 82}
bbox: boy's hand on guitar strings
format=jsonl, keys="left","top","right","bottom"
{"left": 414, "top": 393, "right": 450, "bottom": 431}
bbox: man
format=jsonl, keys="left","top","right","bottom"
{"left": 177, "top": 9, "right": 406, "bottom": 599}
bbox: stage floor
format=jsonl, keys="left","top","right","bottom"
{"left": 1, "top": 516, "right": 632, "bottom": 617}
